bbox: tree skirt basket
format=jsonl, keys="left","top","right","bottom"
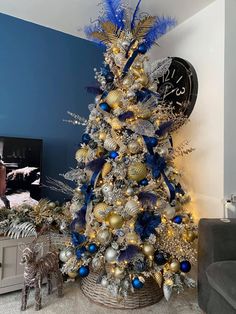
{"left": 80, "top": 271, "right": 163, "bottom": 309}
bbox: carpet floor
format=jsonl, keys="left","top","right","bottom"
{"left": 0, "top": 280, "right": 202, "bottom": 314}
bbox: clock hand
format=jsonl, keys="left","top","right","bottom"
{"left": 164, "top": 88, "right": 177, "bottom": 98}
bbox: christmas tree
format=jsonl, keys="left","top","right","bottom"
{"left": 60, "top": 0, "right": 198, "bottom": 301}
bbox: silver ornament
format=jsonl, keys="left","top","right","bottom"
{"left": 65, "top": 248, "right": 74, "bottom": 259}
{"left": 121, "top": 41, "right": 130, "bottom": 50}
{"left": 105, "top": 247, "right": 118, "bottom": 263}
{"left": 164, "top": 205, "right": 176, "bottom": 219}
{"left": 127, "top": 91, "right": 136, "bottom": 98}
{"left": 104, "top": 137, "right": 117, "bottom": 151}
{"left": 92, "top": 257, "right": 103, "bottom": 271}
{"left": 59, "top": 249, "right": 71, "bottom": 263}
{"left": 97, "top": 228, "right": 112, "bottom": 244}
{"left": 102, "top": 184, "right": 113, "bottom": 195}
{"left": 125, "top": 200, "right": 140, "bottom": 216}
{"left": 126, "top": 187, "right": 134, "bottom": 196}
{"left": 101, "top": 277, "right": 109, "bottom": 287}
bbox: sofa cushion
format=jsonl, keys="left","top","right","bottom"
{"left": 206, "top": 261, "right": 236, "bottom": 310}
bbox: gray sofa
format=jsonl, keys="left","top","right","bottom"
{"left": 198, "top": 219, "right": 236, "bottom": 314}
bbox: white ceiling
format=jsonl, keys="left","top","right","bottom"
{"left": 0, "top": 0, "right": 215, "bottom": 39}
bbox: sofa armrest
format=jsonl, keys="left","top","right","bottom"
{"left": 198, "top": 218, "right": 236, "bottom": 311}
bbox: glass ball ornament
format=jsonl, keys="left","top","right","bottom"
{"left": 99, "top": 131, "right": 107, "bottom": 141}
{"left": 126, "top": 232, "right": 139, "bottom": 244}
{"left": 164, "top": 205, "right": 176, "bottom": 219}
{"left": 59, "top": 249, "right": 72, "bottom": 263}
{"left": 180, "top": 260, "right": 191, "bottom": 273}
{"left": 106, "top": 89, "right": 123, "bottom": 108}
{"left": 154, "top": 252, "right": 167, "bottom": 266}
{"left": 142, "top": 243, "right": 155, "bottom": 257}
{"left": 75, "top": 147, "right": 88, "bottom": 162}
{"left": 138, "top": 43, "right": 147, "bottom": 54}
{"left": 139, "top": 178, "right": 149, "bottom": 186}
{"left": 99, "top": 102, "right": 111, "bottom": 112}
{"left": 132, "top": 277, "right": 144, "bottom": 289}
{"left": 88, "top": 243, "right": 98, "bottom": 254}
{"left": 109, "top": 151, "right": 119, "bottom": 159}
{"left": 105, "top": 247, "right": 118, "bottom": 263}
{"left": 93, "top": 202, "right": 109, "bottom": 222}
{"left": 101, "top": 162, "right": 112, "bottom": 178}
{"left": 126, "top": 187, "right": 134, "bottom": 196}
{"left": 170, "top": 260, "right": 180, "bottom": 272}
{"left": 125, "top": 200, "right": 139, "bottom": 216}
{"left": 104, "top": 137, "right": 117, "bottom": 151}
{"left": 107, "top": 212, "right": 124, "bottom": 229}
{"left": 97, "top": 228, "right": 112, "bottom": 244}
{"left": 101, "top": 277, "right": 109, "bottom": 287}
{"left": 82, "top": 133, "right": 91, "bottom": 144}
{"left": 112, "top": 46, "right": 120, "bottom": 54}
{"left": 67, "top": 271, "right": 78, "bottom": 279}
{"left": 128, "top": 162, "right": 147, "bottom": 181}
{"left": 128, "top": 141, "right": 141, "bottom": 154}
{"left": 78, "top": 265, "right": 90, "bottom": 277}
{"left": 173, "top": 215, "right": 183, "bottom": 224}
{"left": 102, "top": 184, "right": 113, "bottom": 195}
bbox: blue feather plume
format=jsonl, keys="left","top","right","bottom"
{"left": 131, "top": 0, "right": 142, "bottom": 30}
{"left": 118, "top": 111, "right": 134, "bottom": 121}
{"left": 118, "top": 245, "right": 139, "bottom": 262}
{"left": 84, "top": 23, "right": 106, "bottom": 47}
{"left": 138, "top": 192, "right": 158, "bottom": 208}
{"left": 104, "top": 0, "right": 125, "bottom": 29}
{"left": 144, "top": 16, "right": 176, "bottom": 50}
{"left": 86, "top": 157, "right": 106, "bottom": 172}
{"left": 155, "top": 121, "right": 173, "bottom": 137}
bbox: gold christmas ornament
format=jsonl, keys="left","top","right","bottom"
{"left": 164, "top": 205, "right": 176, "bottom": 219}
{"left": 106, "top": 89, "right": 123, "bottom": 108}
{"left": 153, "top": 271, "right": 163, "bottom": 288}
{"left": 68, "top": 271, "right": 78, "bottom": 279}
{"left": 170, "top": 260, "right": 180, "bottom": 272}
{"left": 97, "top": 228, "right": 112, "bottom": 244}
{"left": 142, "top": 243, "right": 155, "bottom": 256}
{"left": 125, "top": 200, "right": 140, "bottom": 216}
{"left": 184, "top": 230, "right": 196, "bottom": 242}
{"left": 128, "top": 162, "right": 147, "bottom": 181}
{"left": 99, "top": 131, "right": 107, "bottom": 141}
{"left": 96, "top": 146, "right": 104, "bottom": 157}
{"left": 75, "top": 147, "right": 88, "bottom": 162}
{"left": 182, "top": 215, "right": 190, "bottom": 224}
{"left": 113, "top": 266, "right": 125, "bottom": 279}
{"left": 128, "top": 141, "right": 141, "bottom": 154}
{"left": 102, "top": 162, "right": 112, "bottom": 178}
{"left": 112, "top": 46, "right": 120, "bottom": 54}
{"left": 93, "top": 203, "right": 109, "bottom": 222}
{"left": 109, "top": 117, "right": 122, "bottom": 130}
{"left": 126, "top": 232, "right": 139, "bottom": 244}
{"left": 108, "top": 212, "right": 124, "bottom": 229}
{"left": 104, "top": 137, "right": 117, "bottom": 151}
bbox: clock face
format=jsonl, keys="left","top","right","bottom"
{"left": 156, "top": 57, "right": 198, "bottom": 118}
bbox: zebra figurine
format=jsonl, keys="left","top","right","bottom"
{"left": 20, "top": 235, "right": 63, "bottom": 311}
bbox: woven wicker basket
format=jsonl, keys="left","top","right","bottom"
{"left": 80, "top": 272, "right": 163, "bottom": 309}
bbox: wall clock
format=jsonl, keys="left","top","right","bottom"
{"left": 157, "top": 57, "right": 198, "bottom": 118}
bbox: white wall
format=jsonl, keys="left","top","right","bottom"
{"left": 150, "top": 0, "right": 225, "bottom": 219}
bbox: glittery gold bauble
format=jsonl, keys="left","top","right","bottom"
{"left": 128, "top": 141, "right": 141, "bottom": 154}
{"left": 182, "top": 215, "right": 190, "bottom": 224}
{"left": 170, "top": 260, "right": 180, "bottom": 272}
{"left": 126, "top": 232, "right": 139, "bottom": 244}
{"left": 113, "top": 266, "right": 125, "bottom": 279}
{"left": 142, "top": 243, "right": 155, "bottom": 256}
{"left": 164, "top": 205, "right": 176, "bottom": 219}
{"left": 112, "top": 47, "right": 120, "bottom": 54}
{"left": 137, "top": 73, "right": 149, "bottom": 86}
{"left": 75, "top": 147, "right": 88, "bottom": 162}
{"left": 108, "top": 212, "right": 124, "bottom": 229}
{"left": 128, "top": 162, "right": 147, "bottom": 181}
{"left": 97, "top": 228, "right": 112, "bottom": 244}
{"left": 68, "top": 271, "right": 78, "bottom": 279}
{"left": 104, "top": 137, "right": 117, "bottom": 151}
{"left": 99, "top": 131, "right": 107, "bottom": 141}
{"left": 96, "top": 146, "right": 104, "bottom": 157}
{"left": 110, "top": 118, "right": 122, "bottom": 130}
{"left": 106, "top": 89, "right": 123, "bottom": 108}
{"left": 153, "top": 271, "right": 163, "bottom": 288}
{"left": 102, "top": 162, "right": 112, "bottom": 178}
{"left": 184, "top": 230, "right": 196, "bottom": 242}
{"left": 93, "top": 203, "right": 109, "bottom": 222}
{"left": 125, "top": 200, "right": 140, "bottom": 216}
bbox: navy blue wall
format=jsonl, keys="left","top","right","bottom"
{"left": 0, "top": 13, "right": 103, "bottom": 200}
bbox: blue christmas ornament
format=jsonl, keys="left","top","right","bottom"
{"left": 173, "top": 215, "right": 183, "bottom": 224}
{"left": 82, "top": 133, "right": 91, "bottom": 144}
{"left": 99, "top": 102, "right": 111, "bottom": 112}
{"left": 138, "top": 43, "right": 147, "bottom": 54}
{"left": 154, "top": 252, "right": 167, "bottom": 265}
{"left": 132, "top": 277, "right": 144, "bottom": 289}
{"left": 139, "top": 178, "right": 149, "bottom": 186}
{"left": 76, "top": 246, "right": 86, "bottom": 260}
{"left": 78, "top": 265, "right": 90, "bottom": 277}
{"left": 88, "top": 243, "right": 98, "bottom": 254}
{"left": 180, "top": 260, "right": 191, "bottom": 273}
{"left": 109, "top": 151, "right": 119, "bottom": 159}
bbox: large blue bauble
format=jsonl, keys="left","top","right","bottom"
{"left": 109, "top": 151, "right": 119, "bottom": 159}
{"left": 78, "top": 265, "right": 90, "bottom": 277}
{"left": 154, "top": 252, "right": 167, "bottom": 265}
{"left": 132, "top": 277, "right": 144, "bottom": 289}
{"left": 173, "top": 215, "right": 183, "bottom": 224}
{"left": 138, "top": 43, "right": 147, "bottom": 54}
{"left": 180, "top": 260, "right": 191, "bottom": 273}
{"left": 88, "top": 243, "right": 98, "bottom": 254}
{"left": 82, "top": 133, "right": 91, "bottom": 144}
{"left": 99, "top": 102, "right": 111, "bottom": 112}
{"left": 76, "top": 246, "right": 86, "bottom": 260}
{"left": 139, "top": 178, "right": 149, "bottom": 186}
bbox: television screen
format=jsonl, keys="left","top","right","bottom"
{"left": 0, "top": 136, "right": 42, "bottom": 208}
